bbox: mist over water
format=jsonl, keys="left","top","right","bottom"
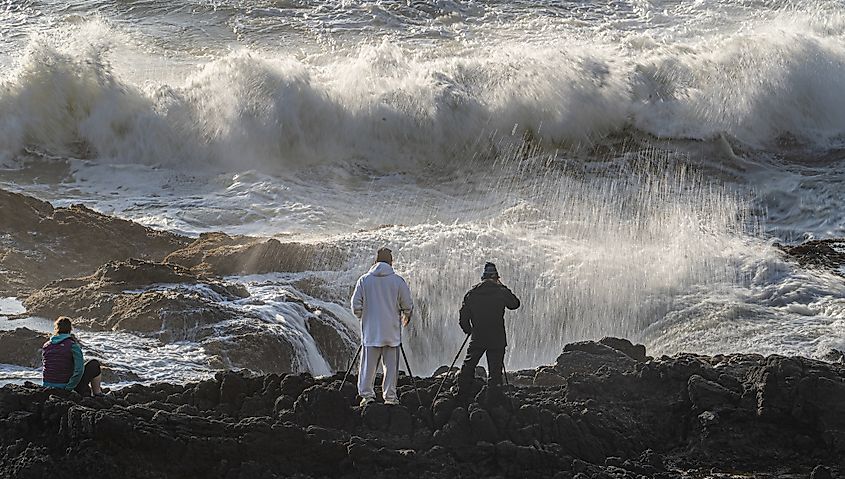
{"left": 1, "top": 0, "right": 844, "bottom": 380}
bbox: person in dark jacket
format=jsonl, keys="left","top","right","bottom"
{"left": 456, "top": 262, "right": 520, "bottom": 395}
{"left": 42, "top": 316, "right": 104, "bottom": 396}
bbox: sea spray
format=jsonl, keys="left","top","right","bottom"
{"left": 331, "top": 151, "right": 761, "bottom": 373}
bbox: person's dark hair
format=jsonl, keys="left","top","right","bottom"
{"left": 54, "top": 316, "right": 72, "bottom": 335}
{"left": 375, "top": 247, "right": 393, "bottom": 265}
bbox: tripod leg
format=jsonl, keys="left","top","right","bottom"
{"left": 338, "top": 344, "right": 362, "bottom": 391}
{"left": 400, "top": 343, "right": 422, "bottom": 406}
{"left": 501, "top": 351, "right": 515, "bottom": 411}
{"left": 434, "top": 334, "right": 470, "bottom": 400}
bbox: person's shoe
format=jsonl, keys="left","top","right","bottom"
{"left": 384, "top": 398, "right": 399, "bottom": 406}
{"left": 359, "top": 397, "right": 375, "bottom": 407}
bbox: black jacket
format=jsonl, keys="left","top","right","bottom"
{"left": 459, "top": 281, "right": 520, "bottom": 348}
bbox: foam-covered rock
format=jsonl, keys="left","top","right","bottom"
{"left": 20, "top": 259, "right": 354, "bottom": 375}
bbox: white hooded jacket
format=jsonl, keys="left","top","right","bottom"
{"left": 351, "top": 262, "right": 413, "bottom": 347}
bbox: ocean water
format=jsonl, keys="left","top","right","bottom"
{"left": 1, "top": 0, "right": 844, "bottom": 383}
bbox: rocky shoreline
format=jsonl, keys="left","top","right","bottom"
{"left": 0, "top": 188, "right": 358, "bottom": 375}
{"left": 3, "top": 186, "right": 844, "bottom": 379}
{"left": 2, "top": 338, "right": 844, "bottom": 478}
{"left": 2, "top": 188, "right": 845, "bottom": 477}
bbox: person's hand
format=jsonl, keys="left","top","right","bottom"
{"left": 401, "top": 311, "right": 411, "bottom": 327}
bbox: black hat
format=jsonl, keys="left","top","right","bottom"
{"left": 481, "top": 262, "right": 499, "bottom": 280}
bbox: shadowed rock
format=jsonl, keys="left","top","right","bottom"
{"left": 599, "top": 337, "right": 648, "bottom": 362}
{"left": 0, "top": 328, "right": 48, "bottom": 368}
{"left": 1, "top": 340, "right": 844, "bottom": 478}
{"left": 687, "top": 374, "right": 740, "bottom": 410}
{"left": 554, "top": 339, "right": 640, "bottom": 378}
{"left": 201, "top": 321, "right": 296, "bottom": 374}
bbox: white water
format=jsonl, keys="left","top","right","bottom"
{"left": 1, "top": 1, "right": 844, "bottom": 382}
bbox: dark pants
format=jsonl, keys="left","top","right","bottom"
{"left": 74, "top": 359, "right": 101, "bottom": 396}
{"left": 458, "top": 342, "right": 505, "bottom": 391}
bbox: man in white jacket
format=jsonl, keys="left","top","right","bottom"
{"left": 351, "top": 247, "right": 413, "bottom": 406}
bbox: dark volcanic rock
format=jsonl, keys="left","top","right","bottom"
{"left": 253, "top": 288, "right": 357, "bottom": 373}
{"left": 201, "top": 321, "right": 297, "bottom": 374}
{"left": 687, "top": 374, "right": 740, "bottom": 410}
{"left": 811, "top": 465, "right": 833, "bottom": 479}
{"left": 0, "top": 328, "right": 48, "bottom": 367}
{"left": 0, "top": 188, "right": 356, "bottom": 378}
{"left": 599, "top": 337, "right": 648, "bottom": 362}
{"left": 0, "top": 189, "right": 190, "bottom": 296}
{"left": 1, "top": 340, "right": 844, "bottom": 479}
{"left": 555, "top": 340, "right": 638, "bottom": 377}
{"left": 777, "top": 238, "right": 845, "bottom": 277}
{"left": 533, "top": 366, "right": 566, "bottom": 386}
{"left": 305, "top": 313, "right": 357, "bottom": 372}
{"left": 294, "top": 385, "right": 350, "bottom": 429}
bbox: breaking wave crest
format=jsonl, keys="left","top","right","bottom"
{"left": 4, "top": 18, "right": 845, "bottom": 172}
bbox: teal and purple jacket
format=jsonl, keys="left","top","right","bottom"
{"left": 42, "top": 334, "right": 84, "bottom": 390}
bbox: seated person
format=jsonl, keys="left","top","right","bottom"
{"left": 42, "top": 316, "right": 103, "bottom": 396}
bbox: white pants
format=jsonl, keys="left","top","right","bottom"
{"left": 358, "top": 345, "right": 399, "bottom": 401}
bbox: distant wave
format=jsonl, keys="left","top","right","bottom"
{"left": 3, "top": 21, "right": 845, "bottom": 171}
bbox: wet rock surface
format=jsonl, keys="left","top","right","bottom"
{"left": 19, "top": 259, "right": 356, "bottom": 375}
{"left": 0, "top": 328, "right": 48, "bottom": 368}
{"left": 778, "top": 238, "right": 845, "bottom": 277}
{"left": 0, "top": 189, "right": 190, "bottom": 296}
{"left": 23, "top": 259, "right": 249, "bottom": 337}
{"left": 164, "top": 232, "right": 346, "bottom": 276}
{"left": 2, "top": 340, "right": 843, "bottom": 479}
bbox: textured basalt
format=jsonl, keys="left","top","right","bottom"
{"left": 1, "top": 339, "right": 842, "bottom": 479}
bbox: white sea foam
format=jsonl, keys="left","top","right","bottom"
{"left": 0, "top": 298, "right": 26, "bottom": 317}
{"left": 5, "top": 11, "right": 845, "bottom": 171}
